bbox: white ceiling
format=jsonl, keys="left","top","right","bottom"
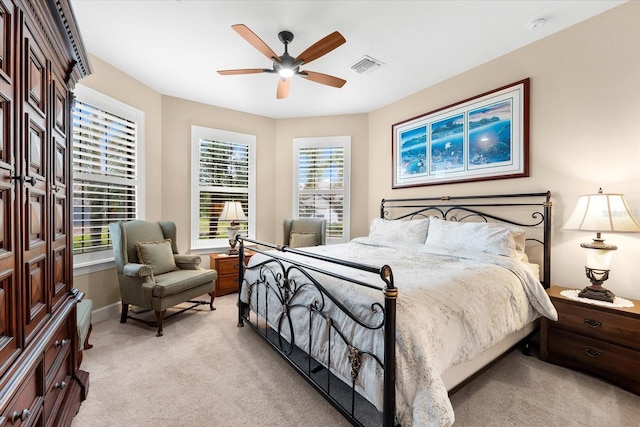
{"left": 70, "top": 0, "right": 625, "bottom": 119}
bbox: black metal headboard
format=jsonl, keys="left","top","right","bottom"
{"left": 380, "top": 191, "right": 552, "bottom": 288}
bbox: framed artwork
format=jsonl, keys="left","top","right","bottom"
{"left": 392, "top": 78, "right": 529, "bottom": 188}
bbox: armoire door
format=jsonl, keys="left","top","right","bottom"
{"left": 20, "top": 20, "right": 50, "bottom": 345}
{"left": 49, "top": 71, "right": 70, "bottom": 312}
{"left": 0, "top": 0, "right": 18, "bottom": 376}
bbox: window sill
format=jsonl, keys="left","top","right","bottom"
{"left": 73, "top": 258, "right": 116, "bottom": 277}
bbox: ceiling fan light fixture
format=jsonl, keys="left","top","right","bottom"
{"left": 278, "top": 68, "right": 294, "bottom": 78}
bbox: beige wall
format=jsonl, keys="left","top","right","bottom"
{"left": 369, "top": 2, "right": 640, "bottom": 299}
{"left": 275, "top": 114, "right": 370, "bottom": 242}
{"left": 160, "top": 96, "right": 277, "bottom": 261}
{"left": 73, "top": 55, "right": 163, "bottom": 303}
{"left": 74, "top": 1, "right": 640, "bottom": 312}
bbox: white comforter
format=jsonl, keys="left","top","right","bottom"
{"left": 241, "top": 238, "right": 557, "bottom": 427}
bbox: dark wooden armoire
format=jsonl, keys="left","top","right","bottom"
{"left": 0, "top": 0, "right": 91, "bottom": 425}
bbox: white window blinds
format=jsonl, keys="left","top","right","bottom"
{"left": 191, "top": 126, "right": 255, "bottom": 250}
{"left": 72, "top": 86, "right": 144, "bottom": 265}
{"left": 293, "top": 136, "right": 351, "bottom": 243}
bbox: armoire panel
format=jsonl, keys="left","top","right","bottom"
{"left": 0, "top": 271, "right": 18, "bottom": 378}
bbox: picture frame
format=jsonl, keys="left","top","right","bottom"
{"left": 392, "top": 78, "right": 529, "bottom": 188}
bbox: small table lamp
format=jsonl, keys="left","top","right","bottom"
{"left": 562, "top": 188, "right": 640, "bottom": 302}
{"left": 219, "top": 201, "right": 247, "bottom": 255}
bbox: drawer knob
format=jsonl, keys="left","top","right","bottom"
{"left": 584, "top": 347, "right": 602, "bottom": 358}
{"left": 55, "top": 339, "right": 68, "bottom": 348}
{"left": 11, "top": 409, "right": 31, "bottom": 424}
{"left": 55, "top": 381, "right": 68, "bottom": 390}
{"left": 584, "top": 318, "right": 601, "bottom": 328}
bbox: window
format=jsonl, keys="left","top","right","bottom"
{"left": 191, "top": 126, "right": 256, "bottom": 250}
{"left": 293, "top": 136, "right": 351, "bottom": 244}
{"left": 72, "top": 85, "right": 145, "bottom": 268}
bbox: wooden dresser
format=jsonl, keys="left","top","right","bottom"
{"left": 0, "top": 1, "right": 91, "bottom": 425}
{"left": 540, "top": 286, "right": 640, "bottom": 395}
{"left": 210, "top": 252, "right": 254, "bottom": 297}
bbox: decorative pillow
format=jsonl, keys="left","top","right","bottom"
{"left": 289, "top": 232, "right": 318, "bottom": 248}
{"left": 134, "top": 239, "right": 178, "bottom": 274}
{"left": 369, "top": 217, "right": 430, "bottom": 244}
{"left": 424, "top": 217, "right": 518, "bottom": 258}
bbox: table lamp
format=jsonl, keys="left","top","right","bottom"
{"left": 562, "top": 188, "right": 640, "bottom": 302}
{"left": 219, "top": 201, "right": 247, "bottom": 255}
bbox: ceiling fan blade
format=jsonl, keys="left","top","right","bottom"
{"left": 217, "top": 68, "right": 266, "bottom": 75}
{"left": 302, "top": 71, "right": 346, "bottom": 88}
{"left": 276, "top": 78, "right": 290, "bottom": 99}
{"left": 232, "top": 24, "right": 279, "bottom": 61}
{"left": 295, "top": 31, "right": 346, "bottom": 65}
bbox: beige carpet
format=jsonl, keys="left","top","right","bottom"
{"left": 72, "top": 295, "right": 640, "bottom": 427}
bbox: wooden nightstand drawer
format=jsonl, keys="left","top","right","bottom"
{"left": 554, "top": 300, "right": 640, "bottom": 351}
{"left": 210, "top": 252, "right": 254, "bottom": 297}
{"left": 216, "top": 275, "right": 240, "bottom": 295}
{"left": 547, "top": 328, "right": 640, "bottom": 383}
{"left": 217, "top": 257, "right": 242, "bottom": 275}
{"left": 541, "top": 286, "right": 640, "bottom": 395}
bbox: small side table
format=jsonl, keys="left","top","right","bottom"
{"left": 540, "top": 285, "right": 640, "bottom": 395}
{"left": 210, "top": 251, "right": 254, "bottom": 297}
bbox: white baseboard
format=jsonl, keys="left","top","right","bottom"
{"left": 91, "top": 302, "right": 121, "bottom": 324}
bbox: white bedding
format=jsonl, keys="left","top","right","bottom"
{"left": 240, "top": 238, "right": 557, "bottom": 427}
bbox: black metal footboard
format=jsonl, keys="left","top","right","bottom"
{"left": 236, "top": 236, "right": 397, "bottom": 427}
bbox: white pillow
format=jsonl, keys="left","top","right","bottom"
{"left": 424, "top": 217, "right": 519, "bottom": 258}
{"left": 369, "top": 217, "right": 430, "bottom": 244}
{"left": 484, "top": 222, "right": 527, "bottom": 259}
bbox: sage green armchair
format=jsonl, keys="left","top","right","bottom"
{"left": 109, "top": 220, "right": 217, "bottom": 336}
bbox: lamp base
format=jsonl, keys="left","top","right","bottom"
{"left": 578, "top": 285, "right": 615, "bottom": 303}
{"left": 226, "top": 248, "right": 239, "bottom": 256}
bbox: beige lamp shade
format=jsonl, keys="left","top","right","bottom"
{"left": 562, "top": 189, "right": 640, "bottom": 233}
{"left": 219, "top": 201, "right": 247, "bottom": 223}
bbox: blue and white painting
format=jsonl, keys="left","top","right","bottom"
{"left": 430, "top": 114, "right": 464, "bottom": 174}
{"left": 399, "top": 125, "right": 427, "bottom": 177}
{"left": 468, "top": 100, "right": 513, "bottom": 168}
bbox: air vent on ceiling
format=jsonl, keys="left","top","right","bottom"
{"left": 350, "top": 55, "right": 384, "bottom": 74}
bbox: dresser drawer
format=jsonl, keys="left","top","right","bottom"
{"left": 553, "top": 301, "right": 640, "bottom": 351}
{"left": 43, "top": 322, "right": 72, "bottom": 379}
{"left": 547, "top": 327, "right": 640, "bottom": 384}
{"left": 0, "top": 366, "right": 43, "bottom": 427}
{"left": 44, "top": 356, "right": 71, "bottom": 426}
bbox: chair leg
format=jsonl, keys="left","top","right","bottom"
{"left": 155, "top": 310, "right": 166, "bottom": 337}
{"left": 84, "top": 324, "right": 94, "bottom": 350}
{"left": 120, "top": 303, "right": 129, "bottom": 323}
{"left": 209, "top": 292, "right": 216, "bottom": 311}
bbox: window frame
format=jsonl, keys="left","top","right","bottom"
{"left": 71, "top": 84, "right": 145, "bottom": 273}
{"left": 190, "top": 125, "right": 256, "bottom": 251}
{"left": 293, "top": 136, "right": 351, "bottom": 244}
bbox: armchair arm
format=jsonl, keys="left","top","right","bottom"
{"left": 174, "top": 254, "right": 201, "bottom": 270}
{"left": 121, "top": 264, "right": 155, "bottom": 308}
{"left": 123, "top": 263, "right": 154, "bottom": 278}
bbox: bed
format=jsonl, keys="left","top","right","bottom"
{"left": 236, "top": 192, "right": 557, "bottom": 427}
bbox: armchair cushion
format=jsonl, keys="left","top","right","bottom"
{"left": 134, "top": 239, "right": 178, "bottom": 275}
{"left": 153, "top": 269, "right": 218, "bottom": 298}
{"left": 289, "top": 232, "right": 318, "bottom": 248}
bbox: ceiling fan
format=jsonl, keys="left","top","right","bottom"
{"left": 217, "top": 24, "right": 347, "bottom": 99}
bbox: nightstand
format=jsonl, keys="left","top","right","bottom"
{"left": 210, "top": 252, "right": 254, "bottom": 297}
{"left": 540, "top": 285, "right": 640, "bottom": 395}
